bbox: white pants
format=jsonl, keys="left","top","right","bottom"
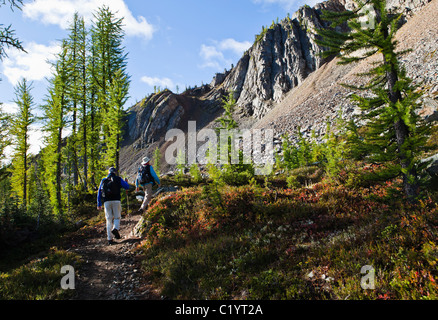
{"left": 104, "top": 200, "right": 122, "bottom": 240}
{"left": 140, "top": 183, "right": 153, "bottom": 211}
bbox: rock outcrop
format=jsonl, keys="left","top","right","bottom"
{"left": 126, "top": 91, "right": 185, "bottom": 148}
{"left": 254, "top": 0, "right": 438, "bottom": 140}
{"left": 120, "top": 0, "right": 437, "bottom": 176}
{"left": 209, "top": 1, "right": 343, "bottom": 119}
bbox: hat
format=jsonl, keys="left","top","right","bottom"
{"left": 141, "top": 157, "right": 150, "bottom": 165}
{"left": 108, "top": 167, "right": 117, "bottom": 173}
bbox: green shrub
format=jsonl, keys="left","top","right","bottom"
{"left": 0, "top": 248, "right": 81, "bottom": 300}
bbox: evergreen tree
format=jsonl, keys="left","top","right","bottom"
{"left": 9, "top": 78, "right": 35, "bottom": 207}
{"left": 153, "top": 146, "right": 161, "bottom": 177}
{"left": 316, "top": 0, "right": 431, "bottom": 201}
{"left": 90, "top": 5, "right": 128, "bottom": 179}
{"left": 215, "top": 91, "right": 238, "bottom": 165}
{"left": 66, "top": 12, "right": 88, "bottom": 190}
{"left": 323, "top": 121, "right": 346, "bottom": 178}
{"left": 76, "top": 13, "right": 89, "bottom": 191}
{"left": 87, "top": 43, "right": 101, "bottom": 188}
{"left": 281, "top": 133, "right": 299, "bottom": 170}
{"left": 105, "top": 68, "right": 129, "bottom": 171}
{"left": 296, "top": 128, "right": 312, "bottom": 167}
{"left": 310, "top": 129, "right": 325, "bottom": 165}
{"left": 41, "top": 41, "right": 70, "bottom": 216}
{"left": 0, "top": 0, "right": 25, "bottom": 67}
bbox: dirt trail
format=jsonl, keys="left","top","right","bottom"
{"left": 68, "top": 211, "right": 160, "bottom": 300}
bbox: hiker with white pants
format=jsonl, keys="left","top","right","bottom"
{"left": 136, "top": 156, "right": 161, "bottom": 212}
{"left": 97, "top": 167, "right": 130, "bottom": 245}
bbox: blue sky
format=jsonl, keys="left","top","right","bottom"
{"left": 0, "top": 0, "right": 317, "bottom": 155}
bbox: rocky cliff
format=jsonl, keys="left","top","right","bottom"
{"left": 120, "top": 0, "right": 437, "bottom": 177}
{"left": 254, "top": 0, "right": 438, "bottom": 138}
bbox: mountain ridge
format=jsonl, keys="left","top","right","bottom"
{"left": 120, "top": 0, "right": 437, "bottom": 178}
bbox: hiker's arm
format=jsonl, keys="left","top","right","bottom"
{"left": 120, "top": 177, "right": 130, "bottom": 190}
{"left": 97, "top": 179, "right": 104, "bottom": 208}
{"left": 150, "top": 166, "right": 161, "bottom": 186}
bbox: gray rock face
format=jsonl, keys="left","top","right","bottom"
{"left": 212, "top": 0, "right": 432, "bottom": 120}
{"left": 215, "top": 3, "right": 337, "bottom": 119}
{"left": 126, "top": 90, "right": 184, "bottom": 147}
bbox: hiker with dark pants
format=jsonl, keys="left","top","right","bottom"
{"left": 97, "top": 167, "right": 130, "bottom": 245}
{"left": 136, "top": 156, "right": 161, "bottom": 213}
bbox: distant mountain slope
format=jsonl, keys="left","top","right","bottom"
{"left": 253, "top": 0, "right": 438, "bottom": 138}
{"left": 119, "top": 0, "right": 437, "bottom": 177}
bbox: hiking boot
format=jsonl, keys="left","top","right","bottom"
{"left": 111, "top": 228, "right": 121, "bottom": 239}
{"left": 108, "top": 239, "right": 115, "bottom": 245}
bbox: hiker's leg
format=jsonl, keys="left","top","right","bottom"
{"left": 113, "top": 201, "right": 122, "bottom": 231}
{"left": 104, "top": 201, "right": 114, "bottom": 240}
{"left": 140, "top": 183, "right": 153, "bottom": 211}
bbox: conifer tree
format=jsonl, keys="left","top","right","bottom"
{"left": 215, "top": 91, "right": 238, "bottom": 132}
{"left": 0, "top": 1, "right": 25, "bottom": 72}
{"left": 66, "top": 12, "right": 88, "bottom": 190}
{"left": 90, "top": 6, "right": 128, "bottom": 179}
{"left": 296, "top": 128, "right": 312, "bottom": 167}
{"left": 281, "top": 133, "right": 299, "bottom": 170}
{"left": 215, "top": 91, "right": 239, "bottom": 166}
{"left": 153, "top": 146, "right": 162, "bottom": 177}
{"left": 87, "top": 43, "right": 101, "bottom": 188}
{"left": 105, "top": 68, "right": 129, "bottom": 171}
{"left": 41, "top": 41, "right": 70, "bottom": 216}
{"left": 316, "top": 0, "right": 431, "bottom": 201}
{"left": 9, "top": 78, "right": 35, "bottom": 207}
{"left": 76, "top": 14, "right": 89, "bottom": 191}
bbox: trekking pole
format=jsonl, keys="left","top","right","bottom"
{"left": 125, "top": 177, "right": 130, "bottom": 215}
{"left": 126, "top": 189, "right": 130, "bottom": 215}
{"left": 152, "top": 187, "right": 164, "bottom": 198}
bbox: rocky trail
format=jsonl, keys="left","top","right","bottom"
{"left": 67, "top": 211, "right": 161, "bottom": 300}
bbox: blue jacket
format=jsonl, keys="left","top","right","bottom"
{"left": 136, "top": 164, "right": 160, "bottom": 188}
{"left": 97, "top": 174, "right": 130, "bottom": 207}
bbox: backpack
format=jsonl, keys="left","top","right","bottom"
{"left": 102, "top": 174, "right": 120, "bottom": 200}
{"left": 138, "top": 165, "right": 154, "bottom": 185}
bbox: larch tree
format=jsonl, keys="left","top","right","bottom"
{"left": 316, "top": 0, "right": 431, "bottom": 202}
{"left": 105, "top": 68, "right": 130, "bottom": 171}
{"left": 65, "top": 12, "right": 81, "bottom": 189}
{"left": 90, "top": 5, "right": 128, "bottom": 178}
{"left": 9, "top": 78, "right": 35, "bottom": 207}
{"left": 0, "top": 0, "right": 25, "bottom": 67}
{"left": 41, "top": 41, "right": 70, "bottom": 216}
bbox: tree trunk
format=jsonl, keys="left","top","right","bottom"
{"left": 23, "top": 136, "right": 27, "bottom": 209}
{"left": 57, "top": 127, "right": 63, "bottom": 216}
{"left": 385, "top": 58, "right": 419, "bottom": 202}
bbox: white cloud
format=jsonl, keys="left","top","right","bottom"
{"left": 28, "top": 125, "right": 45, "bottom": 155}
{"left": 2, "top": 124, "right": 44, "bottom": 164}
{"left": 140, "top": 76, "right": 175, "bottom": 90}
{"left": 200, "top": 44, "right": 227, "bottom": 70}
{"left": 2, "top": 41, "right": 60, "bottom": 86}
{"left": 253, "top": 0, "right": 318, "bottom": 11}
{"left": 218, "top": 38, "right": 252, "bottom": 55}
{"left": 199, "top": 39, "right": 251, "bottom": 70}
{"left": 0, "top": 102, "right": 18, "bottom": 114}
{"left": 22, "top": 0, "right": 155, "bottom": 41}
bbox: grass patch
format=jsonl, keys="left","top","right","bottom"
{"left": 0, "top": 247, "right": 82, "bottom": 300}
{"left": 134, "top": 172, "right": 438, "bottom": 300}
